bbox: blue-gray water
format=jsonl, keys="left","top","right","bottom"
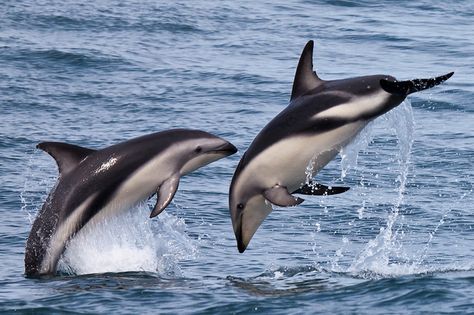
{"left": 1, "top": 0, "right": 473, "bottom": 313}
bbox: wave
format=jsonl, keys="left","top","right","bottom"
{"left": 9, "top": 11, "right": 202, "bottom": 34}
{"left": 8, "top": 48, "right": 128, "bottom": 70}
{"left": 227, "top": 262, "right": 474, "bottom": 298}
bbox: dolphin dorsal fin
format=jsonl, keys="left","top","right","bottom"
{"left": 37, "top": 142, "right": 96, "bottom": 175}
{"left": 290, "top": 40, "right": 324, "bottom": 101}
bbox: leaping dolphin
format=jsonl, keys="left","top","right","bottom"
{"left": 229, "top": 40, "right": 453, "bottom": 253}
{"left": 25, "top": 129, "right": 237, "bottom": 277}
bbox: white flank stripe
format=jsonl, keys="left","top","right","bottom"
{"left": 41, "top": 193, "right": 98, "bottom": 274}
{"left": 314, "top": 91, "right": 389, "bottom": 120}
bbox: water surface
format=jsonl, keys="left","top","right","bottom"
{"left": 1, "top": 0, "right": 473, "bottom": 313}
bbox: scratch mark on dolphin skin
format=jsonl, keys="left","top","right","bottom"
{"left": 95, "top": 157, "right": 118, "bottom": 174}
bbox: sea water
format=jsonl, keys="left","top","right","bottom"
{"left": 1, "top": 0, "right": 473, "bottom": 313}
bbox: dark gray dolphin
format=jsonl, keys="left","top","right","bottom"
{"left": 25, "top": 129, "right": 237, "bottom": 277}
{"left": 229, "top": 40, "right": 453, "bottom": 253}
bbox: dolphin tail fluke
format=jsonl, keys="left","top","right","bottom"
{"left": 380, "top": 72, "right": 454, "bottom": 96}
{"left": 293, "top": 182, "right": 350, "bottom": 196}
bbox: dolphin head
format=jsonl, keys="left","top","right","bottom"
{"left": 180, "top": 131, "right": 237, "bottom": 175}
{"left": 229, "top": 159, "right": 274, "bottom": 253}
{"left": 230, "top": 194, "right": 272, "bottom": 253}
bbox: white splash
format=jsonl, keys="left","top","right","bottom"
{"left": 347, "top": 100, "right": 415, "bottom": 275}
{"left": 339, "top": 122, "right": 375, "bottom": 180}
{"left": 58, "top": 206, "right": 198, "bottom": 276}
{"left": 21, "top": 148, "right": 57, "bottom": 224}
{"left": 416, "top": 188, "right": 473, "bottom": 266}
{"left": 304, "top": 156, "right": 316, "bottom": 185}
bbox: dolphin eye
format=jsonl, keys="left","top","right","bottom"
{"left": 195, "top": 146, "right": 202, "bottom": 153}
{"left": 237, "top": 203, "right": 244, "bottom": 210}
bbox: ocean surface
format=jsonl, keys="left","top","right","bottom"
{"left": 1, "top": 0, "right": 473, "bottom": 313}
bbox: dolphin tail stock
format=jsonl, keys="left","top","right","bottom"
{"left": 292, "top": 182, "right": 350, "bottom": 196}
{"left": 380, "top": 72, "right": 454, "bottom": 96}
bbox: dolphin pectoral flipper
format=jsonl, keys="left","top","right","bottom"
{"left": 293, "top": 182, "right": 350, "bottom": 196}
{"left": 263, "top": 185, "right": 304, "bottom": 207}
{"left": 150, "top": 174, "right": 180, "bottom": 218}
{"left": 37, "top": 142, "right": 95, "bottom": 175}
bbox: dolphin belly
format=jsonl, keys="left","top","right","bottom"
{"left": 241, "top": 121, "right": 365, "bottom": 195}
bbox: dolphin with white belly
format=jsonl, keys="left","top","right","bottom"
{"left": 25, "top": 129, "right": 237, "bottom": 277}
{"left": 229, "top": 40, "right": 453, "bottom": 253}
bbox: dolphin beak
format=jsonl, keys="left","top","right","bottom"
{"left": 237, "top": 233, "right": 247, "bottom": 253}
{"left": 380, "top": 72, "right": 454, "bottom": 96}
{"left": 231, "top": 196, "right": 273, "bottom": 253}
{"left": 234, "top": 214, "right": 247, "bottom": 253}
{"left": 215, "top": 142, "right": 238, "bottom": 155}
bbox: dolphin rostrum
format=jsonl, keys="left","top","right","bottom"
{"left": 229, "top": 40, "right": 453, "bottom": 253}
{"left": 25, "top": 129, "right": 237, "bottom": 277}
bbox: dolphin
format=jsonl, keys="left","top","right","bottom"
{"left": 229, "top": 40, "right": 453, "bottom": 253}
{"left": 25, "top": 129, "right": 237, "bottom": 277}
